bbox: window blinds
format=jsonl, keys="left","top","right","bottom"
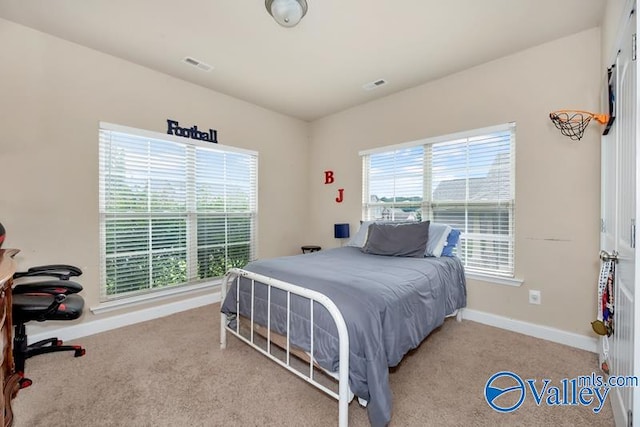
{"left": 99, "top": 123, "right": 257, "bottom": 300}
{"left": 362, "top": 123, "right": 515, "bottom": 278}
{"left": 363, "top": 145, "right": 425, "bottom": 222}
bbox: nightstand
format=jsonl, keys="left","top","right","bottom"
{"left": 301, "top": 245, "right": 321, "bottom": 254}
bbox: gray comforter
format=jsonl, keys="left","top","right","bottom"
{"left": 220, "top": 246, "right": 466, "bottom": 426}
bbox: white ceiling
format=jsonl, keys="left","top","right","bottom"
{"left": 0, "top": 0, "right": 605, "bottom": 121}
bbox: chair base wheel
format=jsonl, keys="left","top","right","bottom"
{"left": 74, "top": 347, "right": 86, "bottom": 357}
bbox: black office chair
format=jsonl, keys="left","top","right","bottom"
{"left": 12, "top": 264, "right": 86, "bottom": 388}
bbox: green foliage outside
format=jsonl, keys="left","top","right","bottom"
{"left": 105, "top": 216, "right": 252, "bottom": 296}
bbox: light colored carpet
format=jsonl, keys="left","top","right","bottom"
{"left": 12, "top": 304, "right": 614, "bottom": 426}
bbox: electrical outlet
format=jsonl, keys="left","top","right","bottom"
{"left": 529, "top": 290, "right": 541, "bottom": 305}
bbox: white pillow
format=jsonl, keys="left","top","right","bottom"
{"left": 425, "top": 223, "right": 452, "bottom": 257}
{"left": 346, "top": 221, "right": 374, "bottom": 248}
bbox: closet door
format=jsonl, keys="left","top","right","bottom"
{"left": 601, "top": 7, "right": 638, "bottom": 426}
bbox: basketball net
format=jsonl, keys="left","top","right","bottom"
{"left": 549, "top": 110, "right": 609, "bottom": 141}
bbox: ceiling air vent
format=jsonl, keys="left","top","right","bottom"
{"left": 182, "top": 56, "right": 213, "bottom": 72}
{"left": 362, "top": 79, "right": 387, "bottom": 91}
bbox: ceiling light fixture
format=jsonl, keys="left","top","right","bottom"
{"left": 265, "top": 0, "right": 308, "bottom": 28}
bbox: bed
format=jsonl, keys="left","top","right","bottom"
{"left": 220, "top": 232, "right": 466, "bottom": 427}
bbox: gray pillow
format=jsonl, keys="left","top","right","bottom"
{"left": 362, "top": 221, "right": 430, "bottom": 258}
{"left": 347, "top": 220, "right": 412, "bottom": 248}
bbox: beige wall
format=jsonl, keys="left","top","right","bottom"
{"left": 0, "top": 18, "right": 607, "bottom": 339}
{"left": 308, "top": 28, "right": 602, "bottom": 337}
{"left": 0, "top": 19, "right": 309, "bottom": 320}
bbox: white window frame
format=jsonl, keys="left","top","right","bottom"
{"left": 360, "top": 123, "right": 517, "bottom": 282}
{"left": 98, "top": 122, "right": 258, "bottom": 304}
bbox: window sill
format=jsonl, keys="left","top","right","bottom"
{"left": 465, "top": 272, "right": 524, "bottom": 287}
{"left": 90, "top": 280, "right": 221, "bottom": 315}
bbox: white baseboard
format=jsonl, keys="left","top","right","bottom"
{"left": 26, "top": 291, "right": 222, "bottom": 345}
{"left": 26, "top": 295, "right": 596, "bottom": 354}
{"left": 461, "top": 308, "right": 598, "bottom": 353}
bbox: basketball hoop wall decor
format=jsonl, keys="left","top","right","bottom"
{"left": 549, "top": 110, "right": 609, "bottom": 141}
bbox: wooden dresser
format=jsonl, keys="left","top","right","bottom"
{"left": 0, "top": 249, "right": 20, "bottom": 426}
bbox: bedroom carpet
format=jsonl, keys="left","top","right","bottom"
{"left": 12, "top": 303, "right": 613, "bottom": 426}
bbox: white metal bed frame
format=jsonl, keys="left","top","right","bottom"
{"left": 220, "top": 267, "right": 351, "bottom": 427}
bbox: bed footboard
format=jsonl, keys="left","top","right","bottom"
{"left": 220, "top": 268, "right": 350, "bottom": 427}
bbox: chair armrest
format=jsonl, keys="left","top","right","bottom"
{"left": 14, "top": 264, "right": 83, "bottom": 280}
{"left": 13, "top": 280, "right": 83, "bottom": 295}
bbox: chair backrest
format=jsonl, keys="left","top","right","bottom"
{"left": 12, "top": 263, "right": 85, "bottom": 323}
{"left": 13, "top": 294, "right": 84, "bottom": 323}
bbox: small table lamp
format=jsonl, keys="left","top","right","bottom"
{"left": 334, "top": 223, "right": 350, "bottom": 245}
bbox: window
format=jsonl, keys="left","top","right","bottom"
{"left": 99, "top": 123, "right": 258, "bottom": 301}
{"left": 361, "top": 123, "right": 515, "bottom": 278}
